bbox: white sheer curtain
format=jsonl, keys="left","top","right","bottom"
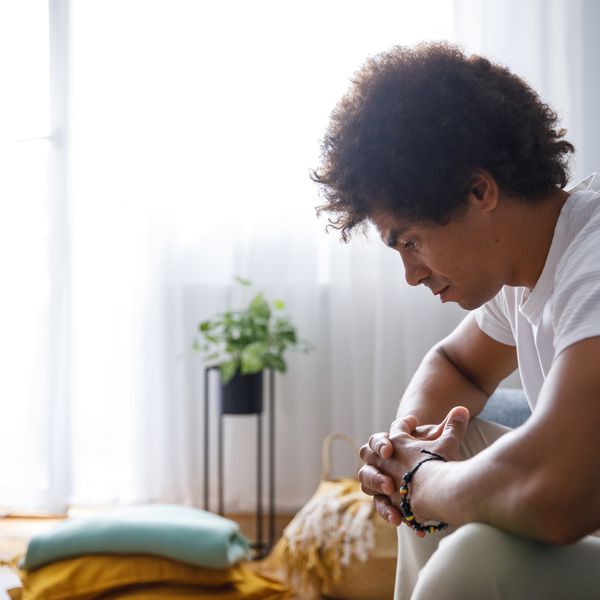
{"left": 0, "top": 0, "right": 69, "bottom": 515}
{"left": 66, "top": 0, "right": 458, "bottom": 511}
{"left": 3, "top": 0, "right": 598, "bottom": 515}
{"left": 454, "top": 0, "right": 600, "bottom": 185}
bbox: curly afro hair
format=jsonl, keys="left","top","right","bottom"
{"left": 312, "top": 42, "right": 575, "bottom": 241}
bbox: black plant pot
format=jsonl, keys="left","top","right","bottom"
{"left": 220, "top": 371, "right": 264, "bottom": 415}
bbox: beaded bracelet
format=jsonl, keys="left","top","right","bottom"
{"left": 399, "top": 449, "right": 449, "bottom": 537}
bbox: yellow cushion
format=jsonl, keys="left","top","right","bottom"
{"left": 18, "top": 554, "right": 243, "bottom": 600}
{"left": 96, "top": 569, "right": 291, "bottom": 599}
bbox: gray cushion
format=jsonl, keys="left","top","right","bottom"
{"left": 479, "top": 388, "right": 531, "bottom": 428}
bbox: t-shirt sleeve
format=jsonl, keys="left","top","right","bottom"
{"left": 552, "top": 219, "right": 600, "bottom": 356}
{"left": 474, "top": 291, "right": 516, "bottom": 346}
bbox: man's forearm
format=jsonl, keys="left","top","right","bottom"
{"left": 409, "top": 428, "right": 536, "bottom": 535}
{"left": 408, "top": 422, "right": 590, "bottom": 544}
{"left": 397, "top": 345, "right": 489, "bottom": 423}
{"left": 402, "top": 338, "right": 600, "bottom": 545}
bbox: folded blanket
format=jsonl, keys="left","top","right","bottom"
{"left": 21, "top": 504, "right": 252, "bottom": 571}
{"left": 9, "top": 554, "right": 291, "bottom": 600}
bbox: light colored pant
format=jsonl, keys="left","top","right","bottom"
{"left": 394, "top": 418, "right": 600, "bottom": 600}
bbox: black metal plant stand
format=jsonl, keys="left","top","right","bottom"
{"left": 203, "top": 366, "right": 276, "bottom": 558}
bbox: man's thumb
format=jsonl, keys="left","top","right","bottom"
{"left": 443, "top": 406, "right": 470, "bottom": 441}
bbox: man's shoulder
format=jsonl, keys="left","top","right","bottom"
{"left": 556, "top": 195, "right": 600, "bottom": 281}
{"left": 551, "top": 190, "right": 600, "bottom": 355}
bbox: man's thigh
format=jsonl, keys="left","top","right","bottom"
{"left": 394, "top": 418, "right": 511, "bottom": 600}
{"left": 412, "top": 522, "right": 600, "bottom": 600}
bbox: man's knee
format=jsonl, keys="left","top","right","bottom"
{"left": 411, "top": 523, "right": 511, "bottom": 600}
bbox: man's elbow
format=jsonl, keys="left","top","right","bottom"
{"left": 526, "top": 486, "right": 599, "bottom": 545}
{"left": 538, "top": 517, "right": 590, "bottom": 546}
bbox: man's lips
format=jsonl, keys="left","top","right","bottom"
{"left": 433, "top": 286, "right": 449, "bottom": 296}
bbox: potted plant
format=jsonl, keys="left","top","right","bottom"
{"left": 195, "top": 278, "right": 312, "bottom": 414}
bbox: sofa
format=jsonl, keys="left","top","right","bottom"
{"left": 479, "top": 388, "right": 531, "bottom": 428}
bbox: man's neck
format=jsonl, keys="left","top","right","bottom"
{"left": 502, "top": 188, "right": 570, "bottom": 290}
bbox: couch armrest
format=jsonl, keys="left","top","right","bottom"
{"left": 478, "top": 388, "right": 531, "bottom": 428}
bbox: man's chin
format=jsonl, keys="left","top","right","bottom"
{"left": 458, "top": 299, "right": 482, "bottom": 310}
{"left": 436, "top": 284, "right": 495, "bottom": 310}
{"left": 457, "top": 292, "right": 496, "bottom": 311}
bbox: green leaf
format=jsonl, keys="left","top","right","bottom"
{"left": 249, "top": 293, "right": 271, "bottom": 321}
{"left": 220, "top": 358, "right": 240, "bottom": 384}
{"left": 194, "top": 278, "right": 313, "bottom": 379}
{"left": 273, "top": 319, "right": 297, "bottom": 344}
{"left": 297, "top": 339, "right": 315, "bottom": 353}
{"left": 241, "top": 342, "right": 267, "bottom": 374}
{"left": 235, "top": 276, "right": 252, "bottom": 287}
{"left": 280, "top": 330, "right": 297, "bottom": 344}
{"left": 269, "top": 355, "right": 286, "bottom": 373}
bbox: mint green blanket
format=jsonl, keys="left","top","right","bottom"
{"left": 21, "top": 504, "right": 252, "bottom": 571}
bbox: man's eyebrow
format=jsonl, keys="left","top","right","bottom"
{"left": 382, "top": 231, "right": 398, "bottom": 247}
{"left": 381, "top": 226, "right": 410, "bottom": 247}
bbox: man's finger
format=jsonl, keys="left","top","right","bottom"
{"left": 360, "top": 444, "right": 388, "bottom": 469}
{"left": 368, "top": 432, "right": 393, "bottom": 458}
{"left": 360, "top": 483, "right": 381, "bottom": 497}
{"left": 358, "top": 464, "right": 395, "bottom": 496}
{"left": 373, "top": 495, "right": 403, "bottom": 526}
{"left": 441, "top": 406, "right": 470, "bottom": 444}
{"left": 412, "top": 423, "right": 444, "bottom": 441}
{"left": 390, "top": 414, "right": 419, "bottom": 436}
{"left": 359, "top": 443, "right": 381, "bottom": 464}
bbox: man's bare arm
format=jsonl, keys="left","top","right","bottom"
{"left": 360, "top": 313, "right": 517, "bottom": 505}
{"left": 406, "top": 336, "right": 600, "bottom": 543}
{"left": 397, "top": 312, "right": 518, "bottom": 423}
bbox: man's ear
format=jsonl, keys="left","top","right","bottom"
{"left": 470, "top": 169, "right": 499, "bottom": 212}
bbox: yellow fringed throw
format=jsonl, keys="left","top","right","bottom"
{"left": 258, "top": 434, "right": 397, "bottom": 600}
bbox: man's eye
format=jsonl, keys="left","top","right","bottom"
{"left": 401, "top": 238, "right": 417, "bottom": 250}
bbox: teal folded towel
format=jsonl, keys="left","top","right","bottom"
{"left": 21, "top": 504, "right": 252, "bottom": 571}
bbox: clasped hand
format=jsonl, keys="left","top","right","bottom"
{"left": 358, "top": 406, "right": 469, "bottom": 529}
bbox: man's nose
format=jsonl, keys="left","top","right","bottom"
{"left": 402, "top": 254, "right": 430, "bottom": 287}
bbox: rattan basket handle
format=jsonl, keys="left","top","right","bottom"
{"left": 321, "top": 432, "right": 363, "bottom": 481}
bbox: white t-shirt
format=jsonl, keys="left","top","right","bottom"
{"left": 475, "top": 173, "right": 600, "bottom": 410}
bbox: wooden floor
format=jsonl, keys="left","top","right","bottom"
{"left": 0, "top": 515, "right": 62, "bottom": 563}
{"left": 234, "top": 512, "right": 294, "bottom": 541}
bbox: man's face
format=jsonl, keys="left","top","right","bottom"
{"left": 370, "top": 204, "right": 504, "bottom": 310}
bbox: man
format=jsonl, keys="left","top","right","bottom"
{"left": 312, "top": 42, "right": 600, "bottom": 599}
